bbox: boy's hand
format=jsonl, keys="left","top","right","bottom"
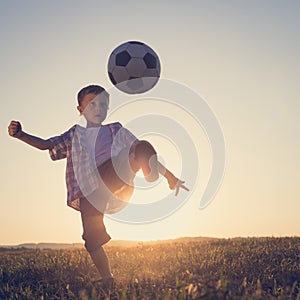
{"left": 168, "top": 176, "right": 189, "bottom": 196}
{"left": 8, "top": 121, "right": 23, "bottom": 138}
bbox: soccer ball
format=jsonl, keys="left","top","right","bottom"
{"left": 107, "top": 41, "right": 161, "bottom": 94}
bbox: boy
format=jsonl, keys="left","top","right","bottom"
{"left": 8, "top": 85, "right": 188, "bottom": 285}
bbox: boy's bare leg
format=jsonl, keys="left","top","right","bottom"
{"left": 130, "top": 140, "right": 159, "bottom": 182}
{"left": 89, "top": 246, "right": 113, "bottom": 278}
{"left": 80, "top": 198, "right": 113, "bottom": 280}
{"left": 129, "top": 141, "right": 185, "bottom": 192}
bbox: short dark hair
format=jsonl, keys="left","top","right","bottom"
{"left": 77, "top": 85, "right": 108, "bottom": 105}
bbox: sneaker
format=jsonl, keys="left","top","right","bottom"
{"left": 92, "top": 276, "right": 114, "bottom": 289}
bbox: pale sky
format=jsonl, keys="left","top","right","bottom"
{"left": 1, "top": 0, "right": 299, "bottom": 245}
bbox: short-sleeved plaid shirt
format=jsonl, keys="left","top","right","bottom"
{"left": 49, "top": 122, "right": 137, "bottom": 211}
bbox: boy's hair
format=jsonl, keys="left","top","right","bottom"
{"left": 77, "top": 85, "right": 109, "bottom": 106}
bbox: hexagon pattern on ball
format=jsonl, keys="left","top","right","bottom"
{"left": 108, "top": 41, "right": 161, "bottom": 94}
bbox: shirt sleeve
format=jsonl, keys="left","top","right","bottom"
{"left": 117, "top": 123, "right": 139, "bottom": 147}
{"left": 48, "top": 127, "right": 73, "bottom": 160}
{"left": 122, "top": 127, "right": 139, "bottom": 146}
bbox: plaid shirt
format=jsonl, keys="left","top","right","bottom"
{"left": 49, "top": 122, "right": 135, "bottom": 211}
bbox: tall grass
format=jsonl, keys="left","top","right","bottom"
{"left": 1, "top": 237, "right": 299, "bottom": 299}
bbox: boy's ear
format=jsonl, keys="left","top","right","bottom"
{"left": 77, "top": 105, "right": 83, "bottom": 115}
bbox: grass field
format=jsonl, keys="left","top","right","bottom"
{"left": 0, "top": 237, "right": 299, "bottom": 299}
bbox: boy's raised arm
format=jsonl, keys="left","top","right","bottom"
{"left": 8, "top": 120, "right": 53, "bottom": 150}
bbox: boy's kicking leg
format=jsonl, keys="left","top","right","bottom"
{"left": 130, "top": 140, "right": 159, "bottom": 182}
{"left": 130, "top": 140, "right": 182, "bottom": 192}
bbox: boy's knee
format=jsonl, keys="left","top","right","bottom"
{"left": 82, "top": 228, "right": 111, "bottom": 253}
{"left": 80, "top": 199, "right": 111, "bottom": 253}
{"left": 134, "top": 140, "right": 157, "bottom": 159}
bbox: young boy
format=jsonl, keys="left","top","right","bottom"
{"left": 8, "top": 85, "right": 188, "bottom": 285}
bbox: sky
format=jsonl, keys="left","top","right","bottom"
{"left": 1, "top": 0, "right": 299, "bottom": 245}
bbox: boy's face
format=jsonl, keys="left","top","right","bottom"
{"left": 77, "top": 92, "right": 109, "bottom": 126}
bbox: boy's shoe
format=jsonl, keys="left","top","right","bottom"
{"left": 92, "top": 276, "right": 115, "bottom": 290}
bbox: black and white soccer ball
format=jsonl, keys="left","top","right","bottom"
{"left": 107, "top": 41, "right": 161, "bottom": 94}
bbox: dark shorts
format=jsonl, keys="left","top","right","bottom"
{"left": 98, "top": 148, "right": 135, "bottom": 196}
{"left": 79, "top": 147, "right": 135, "bottom": 251}
{"left": 98, "top": 140, "right": 158, "bottom": 190}
{"left": 79, "top": 140, "right": 157, "bottom": 252}
{"left": 79, "top": 150, "right": 134, "bottom": 252}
